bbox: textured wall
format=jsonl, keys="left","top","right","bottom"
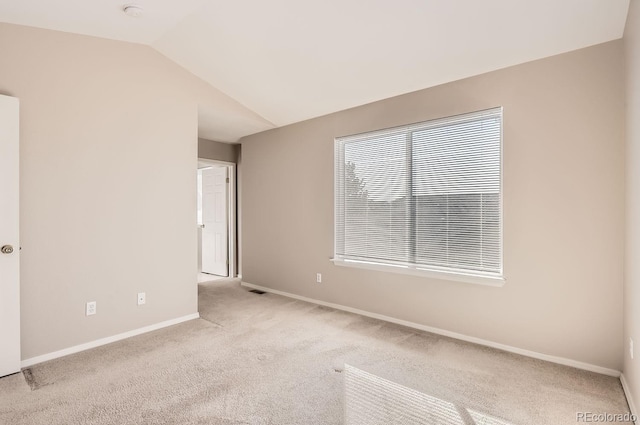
{"left": 240, "top": 41, "right": 625, "bottom": 370}
{"left": 0, "top": 23, "right": 228, "bottom": 359}
{"left": 198, "top": 138, "right": 239, "bottom": 163}
{"left": 624, "top": 0, "right": 640, "bottom": 412}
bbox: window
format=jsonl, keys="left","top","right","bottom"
{"left": 334, "top": 107, "right": 503, "bottom": 284}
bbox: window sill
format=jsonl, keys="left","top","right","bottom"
{"left": 330, "top": 258, "right": 505, "bottom": 287}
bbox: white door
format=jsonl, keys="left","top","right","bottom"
{"left": 0, "top": 95, "right": 20, "bottom": 377}
{"left": 201, "top": 167, "right": 228, "bottom": 276}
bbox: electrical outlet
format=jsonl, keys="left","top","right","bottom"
{"left": 316, "top": 273, "right": 322, "bottom": 283}
{"left": 137, "top": 292, "right": 146, "bottom": 306}
{"left": 631, "top": 338, "right": 634, "bottom": 360}
{"left": 86, "top": 301, "right": 96, "bottom": 316}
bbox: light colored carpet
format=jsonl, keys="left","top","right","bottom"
{"left": 197, "top": 272, "right": 226, "bottom": 283}
{"left": 0, "top": 279, "right": 632, "bottom": 424}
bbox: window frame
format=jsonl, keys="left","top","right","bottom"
{"left": 332, "top": 108, "right": 505, "bottom": 287}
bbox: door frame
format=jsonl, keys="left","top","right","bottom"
{"left": 197, "top": 159, "right": 236, "bottom": 278}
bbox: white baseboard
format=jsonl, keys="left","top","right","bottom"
{"left": 241, "top": 281, "right": 621, "bottom": 377}
{"left": 621, "top": 374, "right": 638, "bottom": 423}
{"left": 21, "top": 313, "right": 200, "bottom": 368}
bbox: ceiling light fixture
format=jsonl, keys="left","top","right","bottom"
{"left": 123, "top": 5, "right": 144, "bottom": 18}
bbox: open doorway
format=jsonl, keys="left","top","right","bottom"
{"left": 197, "top": 159, "right": 236, "bottom": 281}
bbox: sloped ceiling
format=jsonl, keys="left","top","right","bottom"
{"left": 0, "top": 0, "right": 631, "bottom": 142}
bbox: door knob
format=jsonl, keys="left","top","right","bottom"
{"left": 1, "top": 245, "right": 14, "bottom": 254}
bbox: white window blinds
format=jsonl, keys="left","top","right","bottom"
{"left": 335, "top": 107, "right": 503, "bottom": 278}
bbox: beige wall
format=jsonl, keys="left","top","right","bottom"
{"left": 624, "top": 0, "right": 640, "bottom": 412}
{"left": 198, "top": 138, "right": 239, "bottom": 163}
{"left": 240, "top": 41, "right": 625, "bottom": 370}
{"left": 0, "top": 23, "right": 233, "bottom": 359}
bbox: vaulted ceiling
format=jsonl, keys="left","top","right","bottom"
{"left": 0, "top": 0, "right": 631, "bottom": 142}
